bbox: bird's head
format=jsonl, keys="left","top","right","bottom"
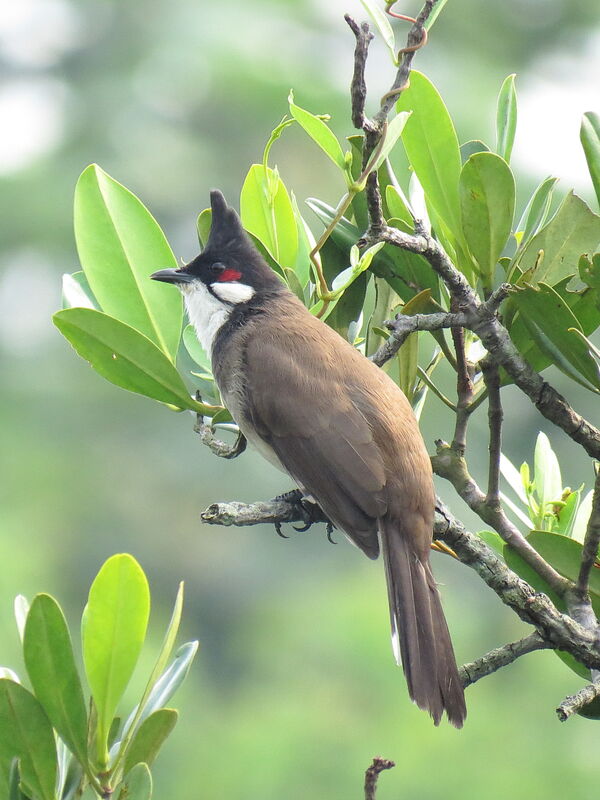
{"left": 150, "top": 190, "right": 282, "bottom": 306}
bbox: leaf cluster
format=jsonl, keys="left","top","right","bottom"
{"left": 0, "top": 555, "right": 197, "bottom": 800}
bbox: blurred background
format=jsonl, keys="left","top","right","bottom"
{"left": 1, "top": 0, "right": 600, "bottom": 797}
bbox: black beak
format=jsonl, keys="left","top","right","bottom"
{"left": 150, "top": 268, "right": 195, "bottom": 285}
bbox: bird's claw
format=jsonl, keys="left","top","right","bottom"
{"left": 274, "top": 520, "right": 289, "bottom": 539}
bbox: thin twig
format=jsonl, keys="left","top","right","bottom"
{"left": 344, "top": 15, "right": 375, "bottom": 131}
{"left": 460, "top": 633, "right": 549, "bottom": 688}
{"left": 482, "top": 360, "right": 503, "bottom": 507}
{"left": 369, "top": 310, "right": 467, "bottom": 367}
{"left": 576, "top": 468, "right": 600, "bottom": 597}
{"left": 450, "top": 300, "right": 474, "bottom": 456}
{"left": 557, "top": 680, "right": 600, "bottom": 721}
{"left": 364, "top": 757, "right": 395, "bottom": 800}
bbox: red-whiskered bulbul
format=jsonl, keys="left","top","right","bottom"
{"left": 151, "top": 191, "right": 466, "bottom": 727}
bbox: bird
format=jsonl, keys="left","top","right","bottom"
{"left": 151, "top": 190, "right": 466, "bottom": 727}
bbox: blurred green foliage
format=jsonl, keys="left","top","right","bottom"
{"left": 2, "top": 0, "right": 600, "bottom": 798}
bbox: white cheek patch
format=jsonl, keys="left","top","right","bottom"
{"left": 182, "top": 281, "right": 230, "bottom": 355}
{"left": 211, "top": 281, "right": 255, "bottom": 304}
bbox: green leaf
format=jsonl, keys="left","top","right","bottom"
{"left": 554, "top": 489, "right": 581, "bottom": 538}
{"left": 572, "top": 490, "right": 594, "bottom": 543}
{"left": 122, "top": 642, "right": 198, "bottom": 736}
{"left": 581, "top": 112, "right": 600, "bottom": 209}
{"left": 74, "top": 164, "right": 182, "bottom": 360}
{"left": 534, "top": 432, "right": 562, "bottom": 517}
{"left": 288, "top": 92, "right": 347, "bottom": 173}
{"left": 123, "top": 709, "right": 178, "bottom": 775}
{"left": 14, "top": 596, "right": 29, "bottom": 643}
{"left": 82, "top": 554, "right": 150, "bottom": 767}
{"left": 196, "top": 208, "right": 212, "bottom": 248}
{"left": 499, "top": 453, "right": 528, "bottom": 504}
{"left": 62, "top": 272, "right": 98, "bottom": 310}
{"left": 495, "top": 74, "right": 517, "bottom": 163}
{"left": 423, "top": 0, "right": 449, "bottom": 29}
{"left": 0, "top": 679, "right": 57, "bottom": 800}
{"left": 460, "top": 140, "right": 490, "bottom": 164}
{"left": 512, "top": 284, "right": 600, "bottom": 392}
{"left": 396, "top": 71, "right": 463, "bottom": 245}
{"left": 528, "top": 531, "right": 600, "bottom": 602}
{"left": 118, "top": 762, "right": 152, "bottom": 800}
{"left": 53, "top": 308, "right": 211, "bottom": 414}
{"left": 182, "top": 325, "right": 212, "bottom": 375}
{"left": 116, "top": 586, "right": 184, "bottom": 764}
{"left": 459, "top": 152, "right": 515, "bottom": 284}
{"left": 369, "top": 112, "right": 411, "bottom": 174}
{"left": 23, "top": 595, "right": 88, "bottom": 764}
{"left": 240, "top": 164, "right": 298, "bottom": 267}
{"left": 359, "top": 0, "right": 396, "bottom": 61}
{"left": 514, "top": 176, "right": 558, "bottom": 251}
{"left": 515, "top": 191, "right": 600, "bottom": 286}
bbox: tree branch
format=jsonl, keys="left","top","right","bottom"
{"left": 432, "top": 440, "right": 570, "bottom": 597}
{"left": 576, "top": 468, "right": 600, "bottom": 598}
{"left": 364, "top": 757, "right": 395, "bottom": 800}
{"left": 460, "top": 633, "right": 549, "bottom": 688}
{"left": 369, "top": 310, "right": 468, "bottom": 368}
{"left": 556, "top": 680, "right": 600, "bottom": 722}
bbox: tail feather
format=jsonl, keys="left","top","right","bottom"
{"left": 380, "top": 522, "right": 466, "bottom": 728}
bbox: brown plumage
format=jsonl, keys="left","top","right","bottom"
{"left": 215, "top": 291, "right": 466, "bottom": 728}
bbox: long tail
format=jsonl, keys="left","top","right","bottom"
{"left": 379, "top": 521, "right": 466, "bottom": 728}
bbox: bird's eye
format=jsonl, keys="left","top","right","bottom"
{"left": 208, "top": 262, "right": 226, "bottom": 276}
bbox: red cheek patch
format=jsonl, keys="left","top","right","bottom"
{"left": 217, "top": 268, "right": 242, "bottom": 282}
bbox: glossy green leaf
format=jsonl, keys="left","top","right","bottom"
{"left": 572, "top": 490, "right": 594, "bottom": 544}
{"left": 290, "top": 192, "right": 313, "bottom": 288}
{"left": 240, "top": 164, "right": 298, "bottom": 267}
{"left": 14, "top": 596, "right": 29, "bottom": 643}
{"left": 396, "top": 71, "right": 463, "bottom": 244}
{"left": 528, "top": 531, "right": 600, "bottom": 602}
{"left": 196, "top": 208, "right": 212, "bottom": 247}
{"left": 581, "top": 111, "right": 600, "bottom": 209}
{"left": 511, "top": 284, "right": 600, "bottom": 392}
{"left": 118, "top": 762, "right": 152, "bottom": 800}
{"left": 123, "top": 642, "right": 198, "bottom": 735}
{"left": 495, "top": 74, "right": 517, "bottom": 163}
{"left": 554, "top": 489, "right": 581, "bottom": 538}
{"left": 117, "top": 585, "right": 184, "bottom": 760}
{"left": 460, "top": 140, "right": 490, "bottom": 164}
{"left": 499, "top": 453, "right": 528, "bottom": 504}
{"left": 515, "top": 191, "right": 600, "bottom": 286}
{"left": 369, "top": 112, "right": 411, "bottom": 173}
{"left": 459, "top": 152, "right": 515, "bottom": 283}
{"left": 0, "top": 679, "right": 57, "bottom": 800}
{"left": 515, "top": 176, "right": 558, "bottom": 246}
{"left": 288, "top": 92, "right": 347, "bottom": 172}
{"left": 82, "top": 554, "right": 150, "bottom": 767}
{"left": 62, "top": 271, "right": 98, "bottom": 310}
{"left": 23, "top": 594, "right": 88, "bottom": 763}
{"left": 74, "top": 164, "right": 182, "bottom": 360}
{"left": 534, "top": 432, "right": 562, "bottom": 520}
{"left": 359, "top": 0, "right": 396, "bottom": 61}
{"left": 53, "top": 308, "right": 210, "bottom": 413}
{"left": 182, "top": 325, "right": 212, "bottom": 375}
{"left": 123, "top": 709, "right": 178, "bottom": 775}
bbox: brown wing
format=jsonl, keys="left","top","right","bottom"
{"left": 244, "top": 327, "right": 388, "bottom": 558}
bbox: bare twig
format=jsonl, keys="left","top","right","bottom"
{"left": 556, "top": 680, "right": 600, "bottom": 721}
{"left": 450, "top": 302, "right": 474, "bottom": 456}
{"left": 482, "top": 360, "right": 503, "bottom": 507}
{"left": 369, "top": 310, "right": 467, "bottom": 367}
{"left": 194, "top": 419, "right": 247, "bottom": 459}
{"left": 344, "top": 15, "right": 374, "bottom": 131}
{"left": 364, "top": 757, "right": 395, "bottom": 800}
{"left": 576, "top": 468, "right": 600, "bottom": 598}
{"left": 460, "top": 633, "right": 549, "bottom": 688}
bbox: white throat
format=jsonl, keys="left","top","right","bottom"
{"left": 181, "top": 280, "right": 254, "bottom": 355}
